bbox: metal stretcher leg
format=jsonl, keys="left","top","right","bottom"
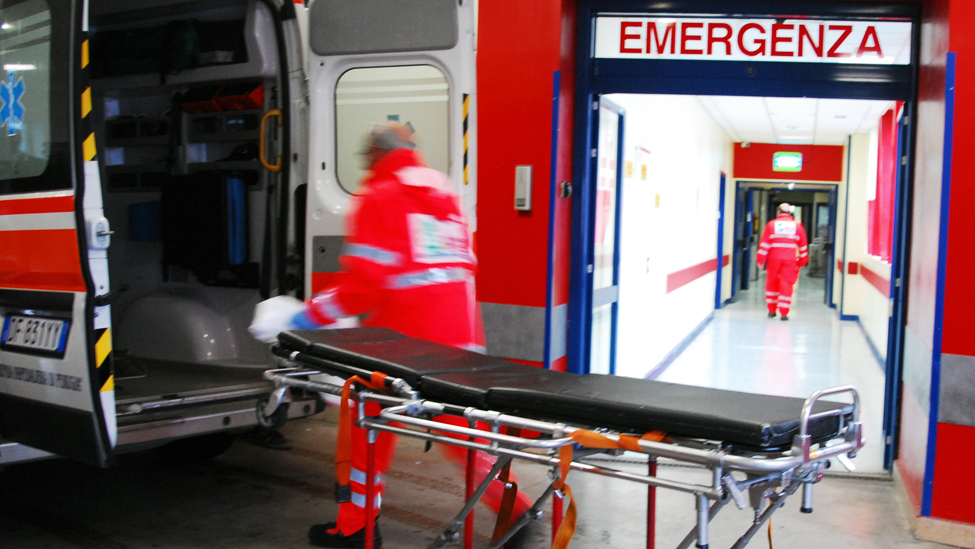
{"left": 365, "top": 430, "right": 377, "bottom": 549}
{"left": 485, "top": 484, "right": 554, "bottom": 549}
{"left": 730, "top": 477, "right": 804, "bottom": 549}
{"left": 433, "top": 456, "right": 513, "bottom": 547}
{"left": 465, "top": 448, "right": 476, "bottom": 549}
{"left": 647, "top": 458, "right": 657, "bottom": 549}
{"left": 676, "top": 494, "right": 729, "bottom": 549}
{"left": 552, "top": 489, "right": 564, "bottom": 542}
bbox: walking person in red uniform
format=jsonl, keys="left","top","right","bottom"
{"left": 250, "top": 123, "right": 528, "bottom": 548}
{"left": 756, "top": 203, "right": 809, "bottom": 320}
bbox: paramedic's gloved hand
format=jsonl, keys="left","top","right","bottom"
{"left": 248, "top": 295, "right": 322, "bottom": 343}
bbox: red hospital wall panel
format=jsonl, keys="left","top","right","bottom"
{"left": 942, "top": 0, "right": 975, "bottom": 357}
{"left": 552, "top": 0, "right": 577, "bottom": 309}
{"left": 733, "top": 143, "right": 844, "bottom": 182}
{"left": 898, "top": 0, "right": 948, "bottom": 518}
{"left": 931, "top": 423, "right": 975, "bottom": 523}
{"left": 476, "top": 0, "right": 563, "bottom": 308}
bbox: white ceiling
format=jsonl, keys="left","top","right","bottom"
{"left": 697, "top": 96, "right": 895, "bottom": 146}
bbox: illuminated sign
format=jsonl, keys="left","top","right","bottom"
{"left": 594, "top": 17, "right": 912, "bottom": 65}
{"left": 773, "top": 152, "right": 803, "bottom": 172}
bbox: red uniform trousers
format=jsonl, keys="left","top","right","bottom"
{"left": 764, "top": 258, "right": 799, "bottom": 316}
{"left": 334, "top": 405, "right": 531, "bottom": 536}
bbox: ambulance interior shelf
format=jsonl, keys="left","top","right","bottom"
{"left": 101, "top": 84, "right": 266, "bottom": 193}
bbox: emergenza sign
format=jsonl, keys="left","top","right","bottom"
{"left": 595, "top": 17, "right": 912, "bottom": 65}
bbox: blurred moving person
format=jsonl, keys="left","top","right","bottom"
{"left": 249, "top": 123, "right": 528, "bottom": 548}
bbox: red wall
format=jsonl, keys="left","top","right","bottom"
{"left": 929, "top": 0, "right": 975, "bottom": 526}
{"left": 477, "top": 0, "right": 565, "bottom": 308}
{"left": 733, "top": 142, "right": 845, "bottom": 182}
{"left": 941, "top": 2, "right": 975, "bottom": 357}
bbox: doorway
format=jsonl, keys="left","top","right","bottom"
{"left": 569, "top": 1, "right": 919, "bottom": 474}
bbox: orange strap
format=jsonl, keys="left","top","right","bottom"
{"left": 551, "top": 430, "right": 667, "bottom": 549}
{"left": 336, "top": 372, "right": 389, "bottom": 487}
{"left": 491, "top": 426, "right": 522, "bottom": 545}
{"left": 491, "top": 460, "right": 519, "bottom": 544}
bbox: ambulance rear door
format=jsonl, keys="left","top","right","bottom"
{"left": 0, "top": 0, "right": 115, "bottom": 466}
{"left": 301, "top": 0, "right": 477, "bottom": 295}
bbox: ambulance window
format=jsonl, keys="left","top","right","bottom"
{"left": 335, "top": 65, "right": 449, "bottom": 194}
{"left": 0, "top": 0, "right": 52, "bottom": 184}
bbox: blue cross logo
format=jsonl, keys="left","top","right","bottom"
{"left": 0, "top": 71, "right": 27, "bottom": 136}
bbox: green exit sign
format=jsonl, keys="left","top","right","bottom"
{"left": 773, "top": 152, "right": 803, "bottom": 172}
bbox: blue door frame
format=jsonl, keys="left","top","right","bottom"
{"left": 715, "top": 173, "right": 727, "bottom": 309}
{"left": 569, "top": 1, "right": 920, "bottom": 468}
{"left": 567, "top": 96, "right": 626, "bottom": 375}
{"left": 883, "top": 100, "right": 917, "bottom": 468}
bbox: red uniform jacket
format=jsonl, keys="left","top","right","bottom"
{"left": 756, "top": 213, "right": 809, "bottom": 268}
{"left": 304, "top": 148, "right": 482, "bottom": 350}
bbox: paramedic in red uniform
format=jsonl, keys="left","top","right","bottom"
{"left": 250, "top": 123, "right": 527, "bottom": 548}
{"left": 756, "top": 203, "right": 809, "bottom": 321}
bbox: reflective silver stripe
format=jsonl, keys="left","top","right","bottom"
{"left": 344, "top": 243, "right": 402, "bottom": 266}
{"left": 759, "top": 243, "right": 770, "bottom": 249}
{"left": 769, "top": 243, "right": 797, "bottom": 248}
{"left": 388, "top": 267, "right": 470, "bottom": 289}
{"left": 350, "top": 468, "right": 384, "bottom": 486}
{"left": 350, "top": 492, "right": 382, "bottom": 509}
{"left": 310, "top": 290, "right": 349, "bottom": 319}
{"left": 779, "top": 297, "right": 792, "bottom": 303}
{"left": 798, "top": 246, "right": 809, "bottom": 252}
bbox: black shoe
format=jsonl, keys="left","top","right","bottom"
{"left": 780, "top": 315, "right": 789, "bottom": 321}
{"left": 768, "top": 312, "right": 776, "bottom": 318}
{"left": 308, "top": 522, "right": 382, "bottom": 549}
{"left": 243, "top": 429, "right": 293, "bottom": 451}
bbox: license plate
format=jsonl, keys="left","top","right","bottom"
{"left": 2, "top": 315, "right": 71, "bottom": 354}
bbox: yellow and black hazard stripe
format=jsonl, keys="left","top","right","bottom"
{"left": 81, "top": 37, "right": 111, "bottom": 392}
{"left": 95, "top": 328, "right": 114, "bottom": 393}
{"left": 462, "top": 93, "right": 469, "bottom": 185}
{"left": 80, "top": 38, "right": 97, "bottom": 162}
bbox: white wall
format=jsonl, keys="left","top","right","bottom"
{"left": 842, "top": 131, "right": 890, "bottom": 359}
{"left": 608, "top": 94, "right": 734, "bottom": 379}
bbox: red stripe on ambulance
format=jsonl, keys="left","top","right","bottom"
{"left": 0, "top": 195, "right": 75, "bottom": 216}
{"left": 0, "top": 229, "right": 86, "bottom": 292}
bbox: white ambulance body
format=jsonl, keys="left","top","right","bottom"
{"left": 0, "top": 0, "right": 476, "bottom": 467}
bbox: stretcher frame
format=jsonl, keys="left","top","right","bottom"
{"left": 260, "top": 346, "right": 865, "bottom": 549}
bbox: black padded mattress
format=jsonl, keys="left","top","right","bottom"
{"left": 280, "top": 329, "right": 852, "bottom": 449}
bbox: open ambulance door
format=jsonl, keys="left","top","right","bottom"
{"left": 0, "top": 0, "right": 115, "bottom": 466}
{"left": 300, "top": 0, "right": 477, "bottom": 295}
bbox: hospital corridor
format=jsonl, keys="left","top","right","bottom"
{"left": 657, "top": 270, "right": 888, "bottom": 474}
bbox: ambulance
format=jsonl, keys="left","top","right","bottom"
{"left": 0, "top": 0, "right": 477, "bottom": 467}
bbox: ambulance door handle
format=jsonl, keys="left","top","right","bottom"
{"left": 260, "top": 109, "right": 283, "bottom": 173}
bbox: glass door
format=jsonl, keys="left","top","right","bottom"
{"left": 589, "top": 97, "right": 624, "bottom": 375}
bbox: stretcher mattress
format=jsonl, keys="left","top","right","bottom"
{"left": 279, "top": 328, "right": 852, "bottom": 449}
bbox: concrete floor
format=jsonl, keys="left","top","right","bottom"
{"left": 0, "top": 272, "right": 946, "bottom": 548}
{"left": 0, "top": 406, "right": 955, "bottom": 548}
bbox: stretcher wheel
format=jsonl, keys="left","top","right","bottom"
{"left": 256, "top": 396, "right": 289, "bottom": 431}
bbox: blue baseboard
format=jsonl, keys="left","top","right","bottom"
{"left": 645, "top": 314, "right": 714, "bottom": 380}
{"left": 855, "top": 318, "right": 886, "bottom": 370}
{"left": 839, "top": 314, "right": 859, "bottom": 322}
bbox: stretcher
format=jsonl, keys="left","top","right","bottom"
{"left": 259, "top": 327, "right": 864, "bottom": 549}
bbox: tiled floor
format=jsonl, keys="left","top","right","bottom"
{"left": 654, "top": 270, "right": 888, "bottom": 474}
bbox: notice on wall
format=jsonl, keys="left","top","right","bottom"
{"left": 595, "top": 16, "right": 912, "bottom": 65}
